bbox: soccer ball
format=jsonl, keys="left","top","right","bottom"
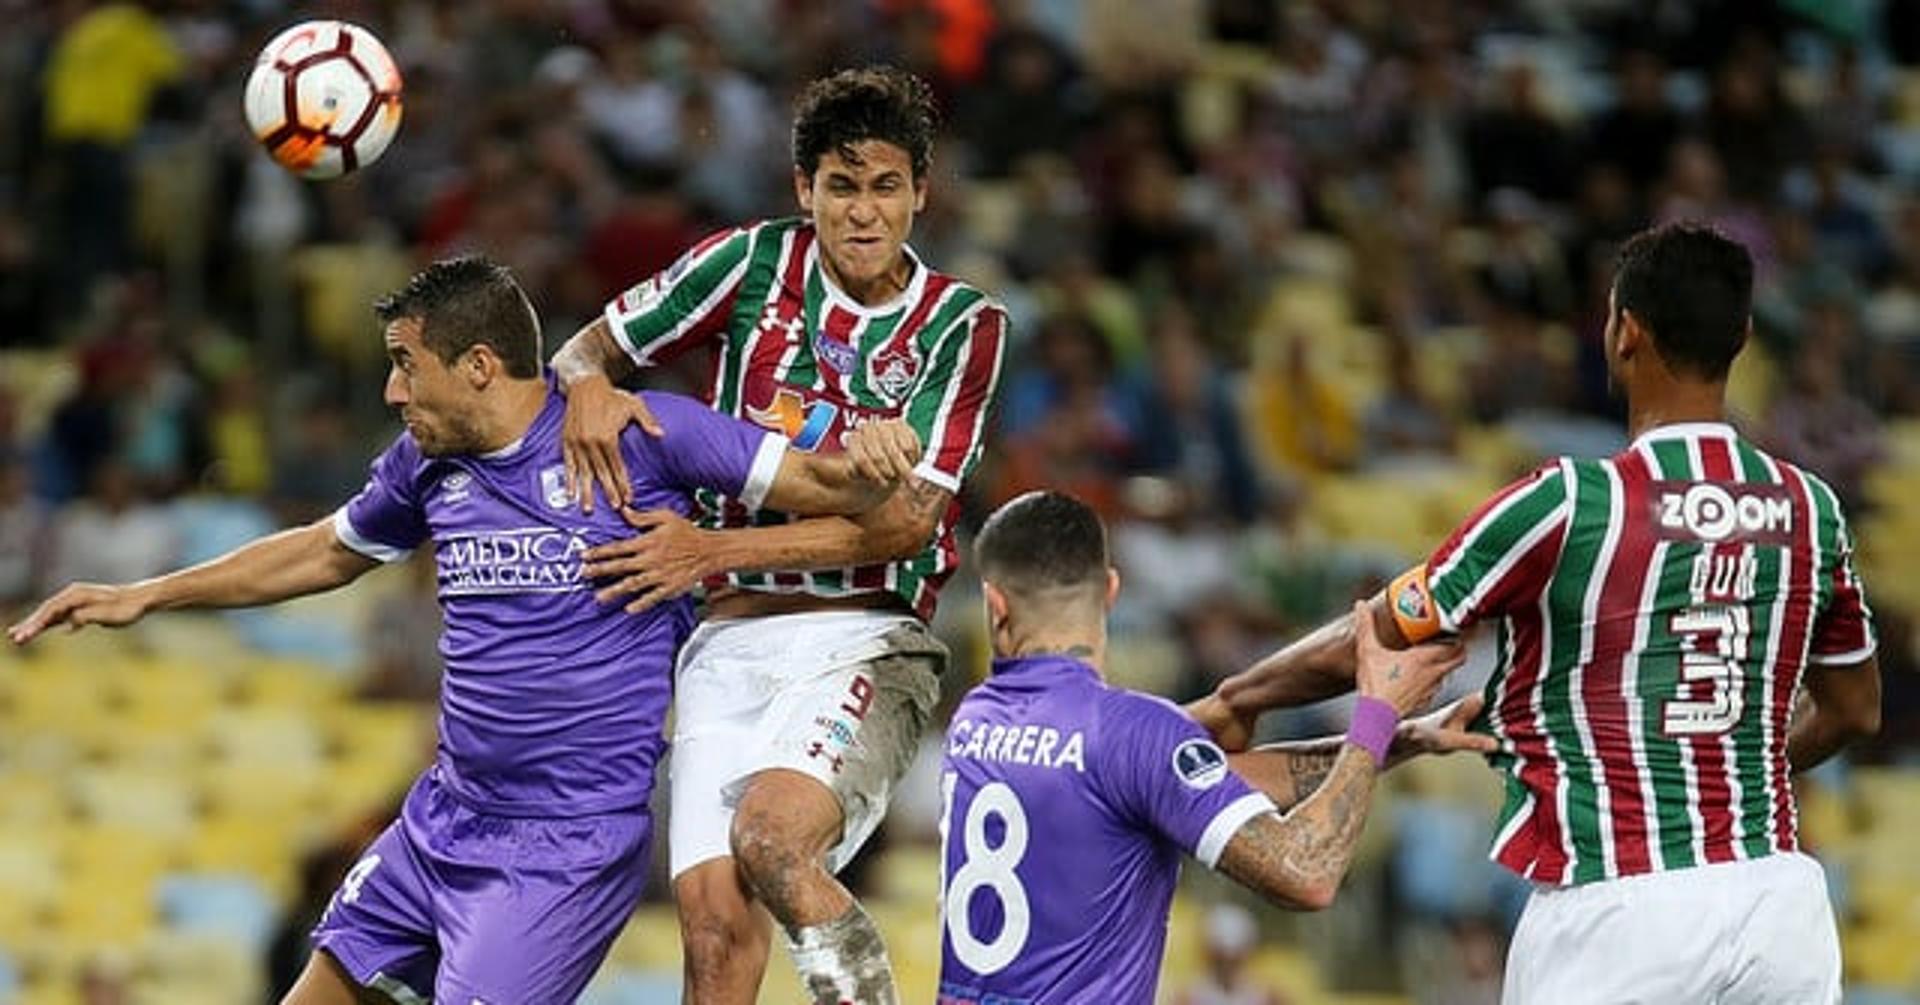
{"left": 243, "top": 21, "right": 403, "bottom": 180}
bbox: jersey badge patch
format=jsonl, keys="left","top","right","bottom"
{"left": 1172, "top": 738, "right": 1229, "bottom": 789}
{"left": 814, "top": 330, "right": 857, "bottom": 374}
{"left": 538, "top": 464, "right": 573, "bottom": 510}
{"left": 869, "top": 347, "right": 920, "bottom": 402}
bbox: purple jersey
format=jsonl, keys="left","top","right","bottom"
{"left": 334, "top": 384, "right": 784, "bottom": 815}
{"left": 938, "top": 657, "right": 1276, "bottom": 1004}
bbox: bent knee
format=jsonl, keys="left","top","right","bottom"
{"left": 728, "top": 810, "right": 794, "bottom": 884}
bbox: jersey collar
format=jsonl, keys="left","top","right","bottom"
{"left": 1629, "top": 421, "right": 1739, "bottom": 451}
{"left": 805, "top": 235, "right": 927, "bottom": 319}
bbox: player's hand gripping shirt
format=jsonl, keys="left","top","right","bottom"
{"left": 937, "top": 656, "right": 1276, "bottom": 1005}
{"left": 602, "top": 219, "right": 1007, "bottom": 619}
{"left": 334, "top": 385, "right": 785, "bottom": 816}
{"left": 1390, "top": 423, "right": 1876, "bottom": 884}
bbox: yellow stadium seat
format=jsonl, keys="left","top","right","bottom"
{"left": 16, "top": 979, "right": 84, "bottom": 1005}
{"left": 184, "top": 814, "right": 302, "bottom": 907}
{"left": 62, "top": 823, "right": 182, "bottom": 889}
{"left": 69, "top": 767, "right": 198, "bottom": 839}
{"left": 117, "top": 657, "right": 234, "bottom": 717}
{"left": 84, "top": 718, "right": 201, "bottom": 771}
{"left": 0, "top": 831, "right": 64, "bottom": 941}
{"left": 204, "top": 706, "right": 325, "bottom": 768}
{"left": 49, "top": 873, "right": 158, "bottom": 947}
{"left": 0, "top": 771, "right": 72, "bottom": 828}
{"left": 322, "top": 703, "right": 433, "bottom": 764}
{"left": 1844, "top": 920, "right": 1920, "bottom": 988}
{"left": 310, "top": 755, "right": 415, "bottom": 834}
{"left": 199, "top": 760, "right": 323, "bottom": 821}
{"left": 6, "top": 664, "right": 117, "bottom": 727}
{"left": 232, "top": 659, "right": 351, "bottom": 709}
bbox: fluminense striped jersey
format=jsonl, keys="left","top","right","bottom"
{"left": 601, "top": 218, "right": 1007, "bottom": 619}
{"left": 1410, "top": 423, "right": 1875, "bottom": 885}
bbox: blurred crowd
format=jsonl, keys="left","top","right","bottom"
{"left": 3, "top": 0, "right": 1920, "bottom": 1001}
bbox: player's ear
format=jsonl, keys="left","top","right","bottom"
{"left": 1104, "top": 567, "right": 1121, "bottom": 610}
{"left": 1616, "top": 307, "right": 1647, "bottom": 361}
{"left": 983, "top": 580, "right": 1010, "bottom": 624}
{"left": 461, "top": 346, "right": 496, "bottom": 388}
{"left": 912, "top": 174, "right": 928, "bottom": 214}
{"left": 793, "top": 167, "right": 814, "bottom": 213}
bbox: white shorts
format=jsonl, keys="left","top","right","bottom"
{"left": 667, "top": 609, "right": 945, "bottom": 878}
{"left": 1503, "top": 852, "right": 1840, "bottom": 1005}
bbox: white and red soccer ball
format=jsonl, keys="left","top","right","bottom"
{"left": 244, "top": 21, "right": 403, "bottom": 180}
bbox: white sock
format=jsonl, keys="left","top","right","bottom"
{"left": 783, "top": 902, "right": 899, "bottom": 1005}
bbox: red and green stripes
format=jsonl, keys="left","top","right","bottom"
{"left": 1466, "top": 433, "right": 1843, "bottom": 884}
{"left": 663, "top": 219, "right": 1002, "bottom": 619}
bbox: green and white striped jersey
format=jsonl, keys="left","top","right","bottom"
{"left": 601, "top": 218, "right": 1007, "bottom": 619}
{"left": 1410, "top": 423, "right": 1875, "bottom": 885}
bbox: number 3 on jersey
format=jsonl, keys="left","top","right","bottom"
{"left": 940, "top": 775, "right": 1031, "bottom": 974}
{"left": 1664, "top": 604, "right": 1749, "bottom": 736}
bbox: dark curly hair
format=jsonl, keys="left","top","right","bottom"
{"left": 373, "top": 256, "right": 541, "bottom": 378}
{"left": 792, "top": 65, "right": 938, "bottom": 179}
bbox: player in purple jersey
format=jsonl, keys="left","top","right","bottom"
{"left": 937, "top": 492, "right": 1487, "bottom": 1004}
{"left": 8, "top": 257, "right": 920, "bottom": 1005}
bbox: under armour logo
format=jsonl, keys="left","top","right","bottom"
{"left": 806, "top": 741, "right": 845, "bottom": 773}
{"left": 758, "top": 305, "right": 804, "bottom": 340}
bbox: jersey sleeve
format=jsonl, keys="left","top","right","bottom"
{"left": 331, "top": 435, "right": 429, "bottom": 563}
{"left": 1098, "top": 694, "right": 1277, "bottom": 870}
{"left": 902, "top": 298, "right": 1007, "bottom": 493}
{"left": 601, "top": 225, "right": 755, "bottom": 368}
{"left": 633, "top": 391, "right": 787, "bottom": 510}
{"left": 1809, "top": 505, "right": 1877, "bottom": 666}
{"left": 1416, "top": 461, "right": 1571, "bottom": 634}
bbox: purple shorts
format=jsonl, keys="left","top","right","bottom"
{"left": 311, "top": 771, "right": 652, "bottom": 1004}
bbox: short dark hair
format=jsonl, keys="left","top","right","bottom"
{"left": 974, "top": 491, "right": 1109, "bottom": 596}
{"left": 792, "top": 65, "right": 937, "bottom": 179}
{"left": 373, "top": 256, "right": 541, "bottom": 378}
{"left": 1612, "top": 222, "right": 1753, "bottom": 380}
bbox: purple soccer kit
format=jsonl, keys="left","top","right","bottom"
{"left": 312, "top": 385, "right": 785, "bottom": 1004}
{"left": 938, "top": 656, "right": 1278, "bottom": 1005}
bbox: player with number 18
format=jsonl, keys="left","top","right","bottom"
{"left": 935, "top": 492, "right": 1485, "bottom": 1003}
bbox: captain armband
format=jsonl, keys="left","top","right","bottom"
{"left": 1385, "top": 564, "right": 1444, "bottom": 644}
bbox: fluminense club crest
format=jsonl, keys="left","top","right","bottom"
{"left": 868, "top": 347, "right": 919, "bottom": 402}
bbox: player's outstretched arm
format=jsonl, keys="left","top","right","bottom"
{"left": 554, "top": 317, "right": 662, "bottom": 514}
{"left": 1227, "top": 695, "right": 1495, "bottom": 811}
{"left": 759, "top": 419, "right": 922, "bottom": 517}
{"left": 1191, "top": 598, "right": 1418, "bottom": 751}
{"left": 8, "top": 518, "right": 377, "bottom": 646}
{"left": 1212, "top": 603, "right": 1464, "bottom": 909}
{"left": 1788, "top": 656, "right": 1881, "bottom": 772}
{"left": 585, "top": 473, "right": 950, "bottom": 614}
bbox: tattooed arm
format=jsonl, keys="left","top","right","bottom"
{"left": 1226, "top": 695, "right": 1497, "bottom": 812}
{"left": 1227, "top": 742, "right": 1342, "bottom": 813}
{"left": 1215, "top": 746, "right": 1379, "bottom": 910}
{"left": 1205, "top": 602, "right": 1472, "bottom": 910}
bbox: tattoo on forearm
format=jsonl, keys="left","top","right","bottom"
{"left": 1284, "top": 749, "right": 1340, "bottom": 806}
{"left": 1220, "top": 748, "right": 1377, "bottom": 906}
